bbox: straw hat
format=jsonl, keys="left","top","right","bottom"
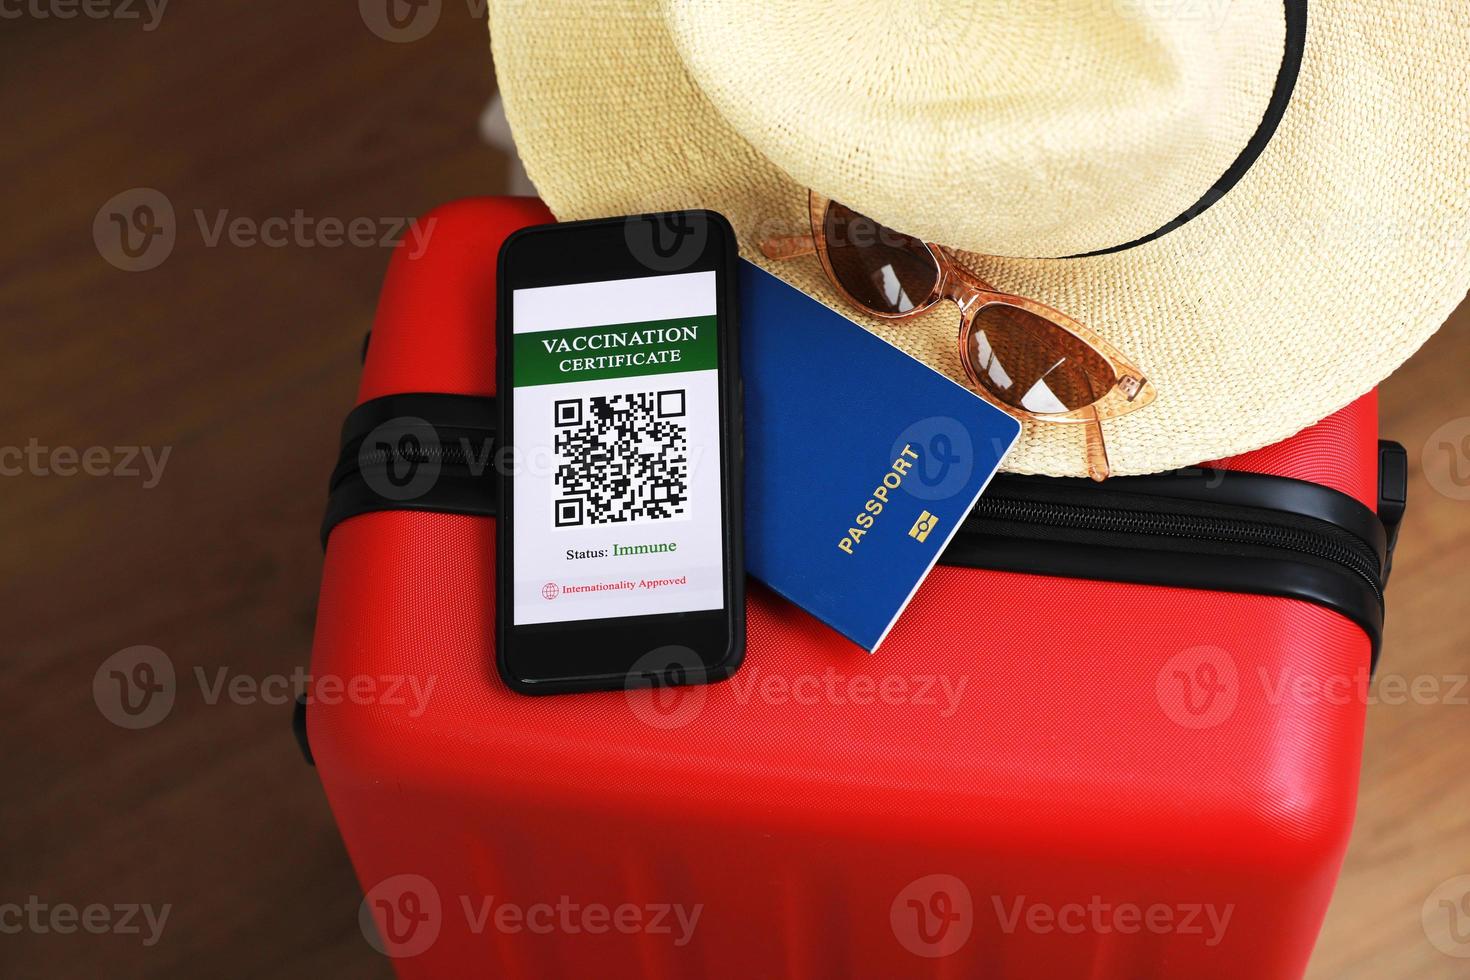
{"left": 487, "top": 0, "right": 1470, "bottom": 476}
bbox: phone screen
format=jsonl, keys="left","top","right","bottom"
{"left": 497, "top": 211, "right": 743, "bottom": 694}
{"left": 509, "top": 270, "right": 725, "bottom": 625}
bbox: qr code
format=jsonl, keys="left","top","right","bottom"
{"left": 552, "top": 390, "right": 689, "bottom": 527}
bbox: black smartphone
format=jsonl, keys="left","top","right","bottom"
{"left": 495, "top": 211, "right": 744, "bottom": 694}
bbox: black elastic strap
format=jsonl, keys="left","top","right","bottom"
{"left": 321, "top": 393, "right": 1402, "bottom": 668}
{"left": 321, "top": 392, "right": 498, "bottom": 547}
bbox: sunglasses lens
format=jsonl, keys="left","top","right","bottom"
{"left": 966, "top": 305, "right": 1116, "bottom": 414}
{"left": 822, "top": 202, "right": 940, "bottom": 315}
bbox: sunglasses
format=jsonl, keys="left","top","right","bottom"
{"left": 760, "top": 192, "right": 1156, "bottom": 481}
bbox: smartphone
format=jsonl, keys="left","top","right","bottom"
{"left": 496, "top": 211, "right": 744, "bottom": 694}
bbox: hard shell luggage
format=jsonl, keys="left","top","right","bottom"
{"left": 307, "top": 196, "right": 1405, "bottom": 979}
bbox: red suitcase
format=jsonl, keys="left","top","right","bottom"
{"left": 306, "top": 196, "right": 1405, "bottom": 978}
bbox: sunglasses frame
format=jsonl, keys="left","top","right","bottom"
{"left": 761, "top": 191, "right": 1158, "bottom": 479}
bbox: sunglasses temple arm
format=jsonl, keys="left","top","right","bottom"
{"left": 758, "top": 234, "right": 818, "bottom": 260}
{"left": 1085, "top": 407, "right": 1111, "bottom": 482}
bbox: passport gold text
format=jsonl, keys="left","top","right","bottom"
{"left": 838, "top": 444, "right": 919, "bottom": 555}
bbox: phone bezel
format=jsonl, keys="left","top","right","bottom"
{"left": 495, "top": 210, "right": 744, "bottom": 695}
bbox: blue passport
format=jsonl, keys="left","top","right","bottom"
{"left": 740, "top": 261, "right": 1021, "bottom": 651}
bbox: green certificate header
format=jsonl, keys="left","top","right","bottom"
{"left": 514, "top": 315, "right": 717, "bottom": 386}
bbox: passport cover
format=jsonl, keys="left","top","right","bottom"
{"left": 740, "top": 261, "right": 1021, "bottom": 651}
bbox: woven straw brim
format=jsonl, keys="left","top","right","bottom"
{"left": 489, "top": 1, "right": 1470, "bottom": 477}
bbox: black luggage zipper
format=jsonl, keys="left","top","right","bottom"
{"left": 964, "top": 495, "right": 1384, "bottom": 603}
{"left": 341, "top": 446, "right": 1386, "bottom": 604}
{"left": 322, "top": 393, "right": 1407, "bottom": 669}
{"left": 348, "top": 440, "right": 489, "bottom": 476}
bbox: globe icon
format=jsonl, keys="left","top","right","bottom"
{"left": 541, "top": 582, "right": 559, "bottom": 600}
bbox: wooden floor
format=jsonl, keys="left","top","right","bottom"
{"left": 1, "top": 3, "right": 1466, "bottom": 977}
